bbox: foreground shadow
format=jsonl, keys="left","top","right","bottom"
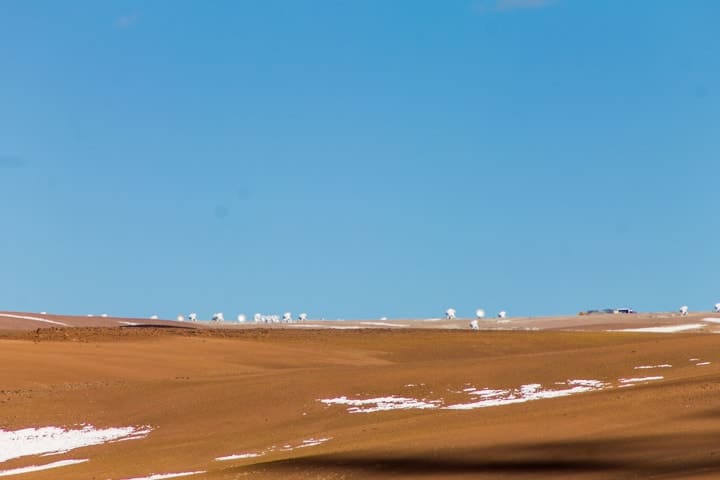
{"left": 237, "top": 431, "right": 720, "bottom": 478}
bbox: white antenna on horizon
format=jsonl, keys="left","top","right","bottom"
{"left": 445, "top": 308, "right": 456, "bottom": 320}
{"left": 679, "top": 305, "right": 689, "bottom": 317}
{"left": 497, "top": 311, "right": 507, "bottom": 319}
{"left": 237, "top": 314, "right": 246, "bottom": 323}
{"left": 475, "top": 309, "right": 485, "bottom": 319}
{"left": 469, "top": 319, "right": 480, "bottom": 330}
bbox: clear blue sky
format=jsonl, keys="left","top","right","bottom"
{"left": 1, "top": 0, "right": 718, "bottom": 320}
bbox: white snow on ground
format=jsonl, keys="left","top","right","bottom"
{"left": 118, "top": 321, "right": 140, "bottom": 326}
{"left": 320, "top": 380, "right": 610, "bottom": 413}
{"left": 296, "top": 437, "right": 332, "bottom": 448}
{"left": 462, "top": 388, "right": 507, "bottom": 398}
{"left": 0, "top": 459, "right": 88, "bottom": 477}
{"left": 215, "top": 437, "right": 331, "bottom": 461}
{"left": 702, "top": 318, "right": 720, "bottom": 324}
{"left": 444, "top": 380, "right": 610, "bottom": 410}
{"left": 0, "top": 314, "right": 68, "bottom": 327}
{"left": 120, "top": 472, "right": 205, "bottom": 480}
{"left": 618, "top": 376, "right": 664, "bottom": 384}
{"left": 696, "top": 362, "right": 711, "bottom": 366}
{"left": 634, "top": 364, "right": 672, "bottom": 369}
{"left": 361, "top": 322, "right": 410, "bottom": 328}
{"left": 0, "top": 425, "right": 152, "bottom": 463}
{"left": 611, "top": 324, "right": 706, "bottom": 333}
{"left": 320, "top": 396, "right": 441, "bottom": 413}
{"left": 216, "top": 453, "right": 264, "bottom": 461}
{"left": 286, "top": 324, "right": 363, "bottom": 330}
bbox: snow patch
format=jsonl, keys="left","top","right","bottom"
{"left": 216, "top": 453, "right": 263, "bottom": 461}
{"left": 286, "top": 324, "right": 363, "bottom": 330}
{"left": 320, "top": 396, "right": 440, "bottom": 413}
{"left": 296, "top": 437, "right": 332, "bottom": 448}
{"left": 0, "top": 425, "right": 152, "bottom": 463}
{"left": 618, "top": 376, "right": 664, "bottom": 384}
{"left": 362, "top": 322, "right": 409, "bottom": 328}
{"left": 216, "top": 437, "right": 331, "bottom": 461}
{"left": 0, "top": 459, "right": 88, "bottom": 477}
{"left": 611, "top": 324, "right": 705, "bottom": 333}
{"left": 0, "top": 314, "right": 68, "bottom": 327}
{"left": 696, "top": 362, "right": 711, "bottom": 366}
{"left": 120, "top": 472, "right": 205, "bottom": 480}
{"left": 634, "top": 364, "right": 672, "bottom": 369}
{"left": 445, "top": 380, "right": 609, "bottom": 410}
{"left": 321, "top": 380, "right": 610, "bottom": 413}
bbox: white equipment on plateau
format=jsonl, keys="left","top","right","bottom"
{"left": 475, "top": 309, "right": 485, "bottom": 319}
{"left": 469, "top": 319, "right": 480, "bottom": 330}
{"left": 497, "top": 311, "right": 507, "bottom": 319}
{"left": 445, "top": 308, "right": 457, "bottom": 320}
{"left": 679, "top": 305, "right": 689, "bottom": 317}
{"left": 237, "top": 314, "right": 246, "bottom": 323}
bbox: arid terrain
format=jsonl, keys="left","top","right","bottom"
{"left": 1, "top": 311, "right": 720, "bottom": 479}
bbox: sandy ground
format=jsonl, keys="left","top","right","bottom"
{"left": 1, "top": 311, "right": 720, "bottom": 479}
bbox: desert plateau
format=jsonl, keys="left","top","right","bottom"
{"left": 1, "top": 311, "right": 720, "bottom": 479}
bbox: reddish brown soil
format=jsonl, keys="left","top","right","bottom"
{"left": 1, "top": 312, "right": 720, "bottom": 479}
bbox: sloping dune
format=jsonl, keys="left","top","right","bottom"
{"left": 1, "top": 312, "right": 720, "bottom": 478}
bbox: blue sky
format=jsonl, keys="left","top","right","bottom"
{"left": 1, "top": 0, "right": 718, "bottom": 320}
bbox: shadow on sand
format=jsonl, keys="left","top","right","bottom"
{"left": 233, "top": 430, "right": 720, "bottom": 477}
